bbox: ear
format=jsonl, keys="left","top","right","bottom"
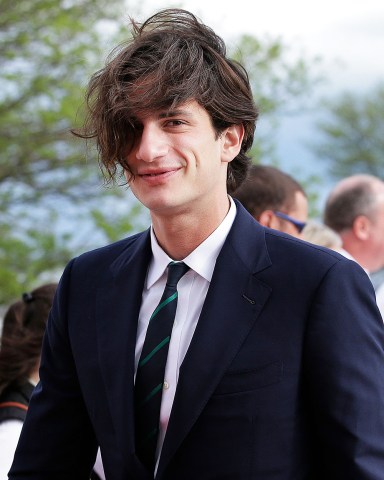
{"left": 352, "top": 215, "right": 371, "bottom": 241}
{"left": 221, "top": 124, "right": 245, "bottom": 163}
{"left": 258, "top": 210, "right": 277, "bottom": 228}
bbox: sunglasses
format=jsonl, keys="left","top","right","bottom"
{"left": 274, "top": 211, "right": 307, "bottom": 234}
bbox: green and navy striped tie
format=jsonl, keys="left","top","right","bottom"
{"left": 134, "top": 261, "right": 189, "bottom": 471}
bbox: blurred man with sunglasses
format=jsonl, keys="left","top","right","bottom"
{"left": 233, "top": 165, "right": 308, "bottom": 238}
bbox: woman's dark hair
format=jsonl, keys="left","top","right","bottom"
{"left": 73, "top": 8, "right": 258, "bottom": 193}
{"left": 0, "top": 283, "right": 57, "bottom": 394}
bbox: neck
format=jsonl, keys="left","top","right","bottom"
{"left": 151, "top": 196, "right": 231, "bottom": 260}
{"left": 341, "top": 233, "right": 371, "bottom": 271}
{"left": 29, "top": 361, "right": 40, "bottom": 386}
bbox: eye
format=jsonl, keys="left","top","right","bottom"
{"left": 165, "top": 119, "right": 185, "bottom": 127}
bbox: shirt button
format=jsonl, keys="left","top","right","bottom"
{"left": 163, "top": 381, "right": 169, "bottom": 390}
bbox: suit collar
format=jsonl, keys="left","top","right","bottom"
{"left": 229, "top": 198, "right": 272, "bottom": 275}
{"left": 110, "top": 229, "right": 152, "bottom": 280}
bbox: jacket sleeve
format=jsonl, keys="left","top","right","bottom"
{"left": 9, "top": 259, "right": 98, "bottom": 480}
{"left": 305, "top": 258, "right": 384, "bottom": 479}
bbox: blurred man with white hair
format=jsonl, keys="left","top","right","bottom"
{"left": 324, "top": 174, "right": 384, "bottom": 318}
{"left": 324, "top": 174, "right": 384, "bottom": 274}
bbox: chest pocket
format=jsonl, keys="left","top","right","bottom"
{"left": 213, "top": 360, "right": 282, "bottom": 395}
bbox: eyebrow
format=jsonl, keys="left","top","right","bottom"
{"left": 158, "top": 109, "right": 193, "bottom": 119}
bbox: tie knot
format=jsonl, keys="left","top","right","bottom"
{"left": 166, "top": 261, "right": 189, "bottom": 288}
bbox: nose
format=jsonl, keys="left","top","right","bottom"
{"left": 135, "top": 122, "right": 168, "bottom": 162}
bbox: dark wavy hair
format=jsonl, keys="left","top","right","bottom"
{"left": 0, "top": 283, "right": 57, "bottom": 394}
{"left": 73, "top": 8, "right": 258, "bottom": 193}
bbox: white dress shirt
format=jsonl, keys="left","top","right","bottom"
{"left": 0, "top": 379, "right": 36, "bottom": 479}
{"left": 135, "top": 197, "right": 236, "bottom": 465}
{"left": 0, "top": 419, "right": 23, "bottom": 479}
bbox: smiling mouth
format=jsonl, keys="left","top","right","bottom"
{"left": 140, "top": 168, "right": 180, "bottom": 178}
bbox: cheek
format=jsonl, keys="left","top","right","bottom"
{"left": 375, "top": 227, "right": 384, "bottom": 248}
{"left": 373, "top": 218, "right": 384, "bottom": 239}
{"left": 283, "top": 223, "right": 300, "bottom": 237}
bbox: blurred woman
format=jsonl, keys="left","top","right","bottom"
{"left": 0, "top": 283, "right": 57, "bottom": 478}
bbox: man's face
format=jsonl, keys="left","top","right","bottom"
{"left": 367, "top": 192, "right": 384, "bottom": 271}
{"left": 274, "top": 191, "right": 308, "bottom": 238}
{"left": 124, "top": 100, "right": 240, "bottom": 219}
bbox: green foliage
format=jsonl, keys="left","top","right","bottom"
{"left": 0, "top": 0, "right": 147, "bottom": 304}
{"left": 314, "top": 84, "right": 384, "bottom": 179}
{"left": 0, "top": 0, "right": 125, "bottom": 209}
{"left": 91, "top": 200, "right": 150, "bottom": 243}
{"left": 0, "top": 212, "right": 72, "bottom": 302}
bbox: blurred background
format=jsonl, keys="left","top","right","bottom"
{"left": 1, "top": 0, "right": 383, "bottom": 310}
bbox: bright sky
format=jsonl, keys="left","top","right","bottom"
{"left": 140, "top": 0, "right": 384, "bottom": 90}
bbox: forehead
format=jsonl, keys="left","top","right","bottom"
{"left": 132, "top": 100, "right": 209, "bottom": 121}
{"left": 126, "top": 66, "right": 204, "bottom": 116}
{"left": 375, "top": 184, "right": 384, "bottom": 200}
{"left": 370, "top": 182, "right": 384, "bottom": 208}
{"left": 373, "top": 193, "right": 384, "bottom": 218}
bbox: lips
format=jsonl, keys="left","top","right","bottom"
{"left": 142, "top": 172, "right": 167, "bottom": 177}
{"left": 140, "top": 168, "right": 180, "bottom": 176}
{"left": 137, "top": 167, "right": 182, "bottom": 184}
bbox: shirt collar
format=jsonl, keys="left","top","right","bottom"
{"left": 146, "top": 196, "right": 237, "bottom": 288}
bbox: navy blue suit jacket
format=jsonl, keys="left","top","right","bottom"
{"left": 10, "top": 202, "right": 384, "bottom": 479}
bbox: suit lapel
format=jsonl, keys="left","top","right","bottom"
{"left": 157, "top": 204, "right": 273, "bottom": 476}
{"left": 96, "top": 230, "right": 152, "bottom": 457}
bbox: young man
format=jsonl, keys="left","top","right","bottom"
{"left": 10, "top": 9, "right": 384, "bottom": 480}
{"left": 233, "top": 165, "right": 308, "bottom": 238}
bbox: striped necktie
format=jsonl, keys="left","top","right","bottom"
{"left": 135, "top": 261, "right": 189, "bottom": 471}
